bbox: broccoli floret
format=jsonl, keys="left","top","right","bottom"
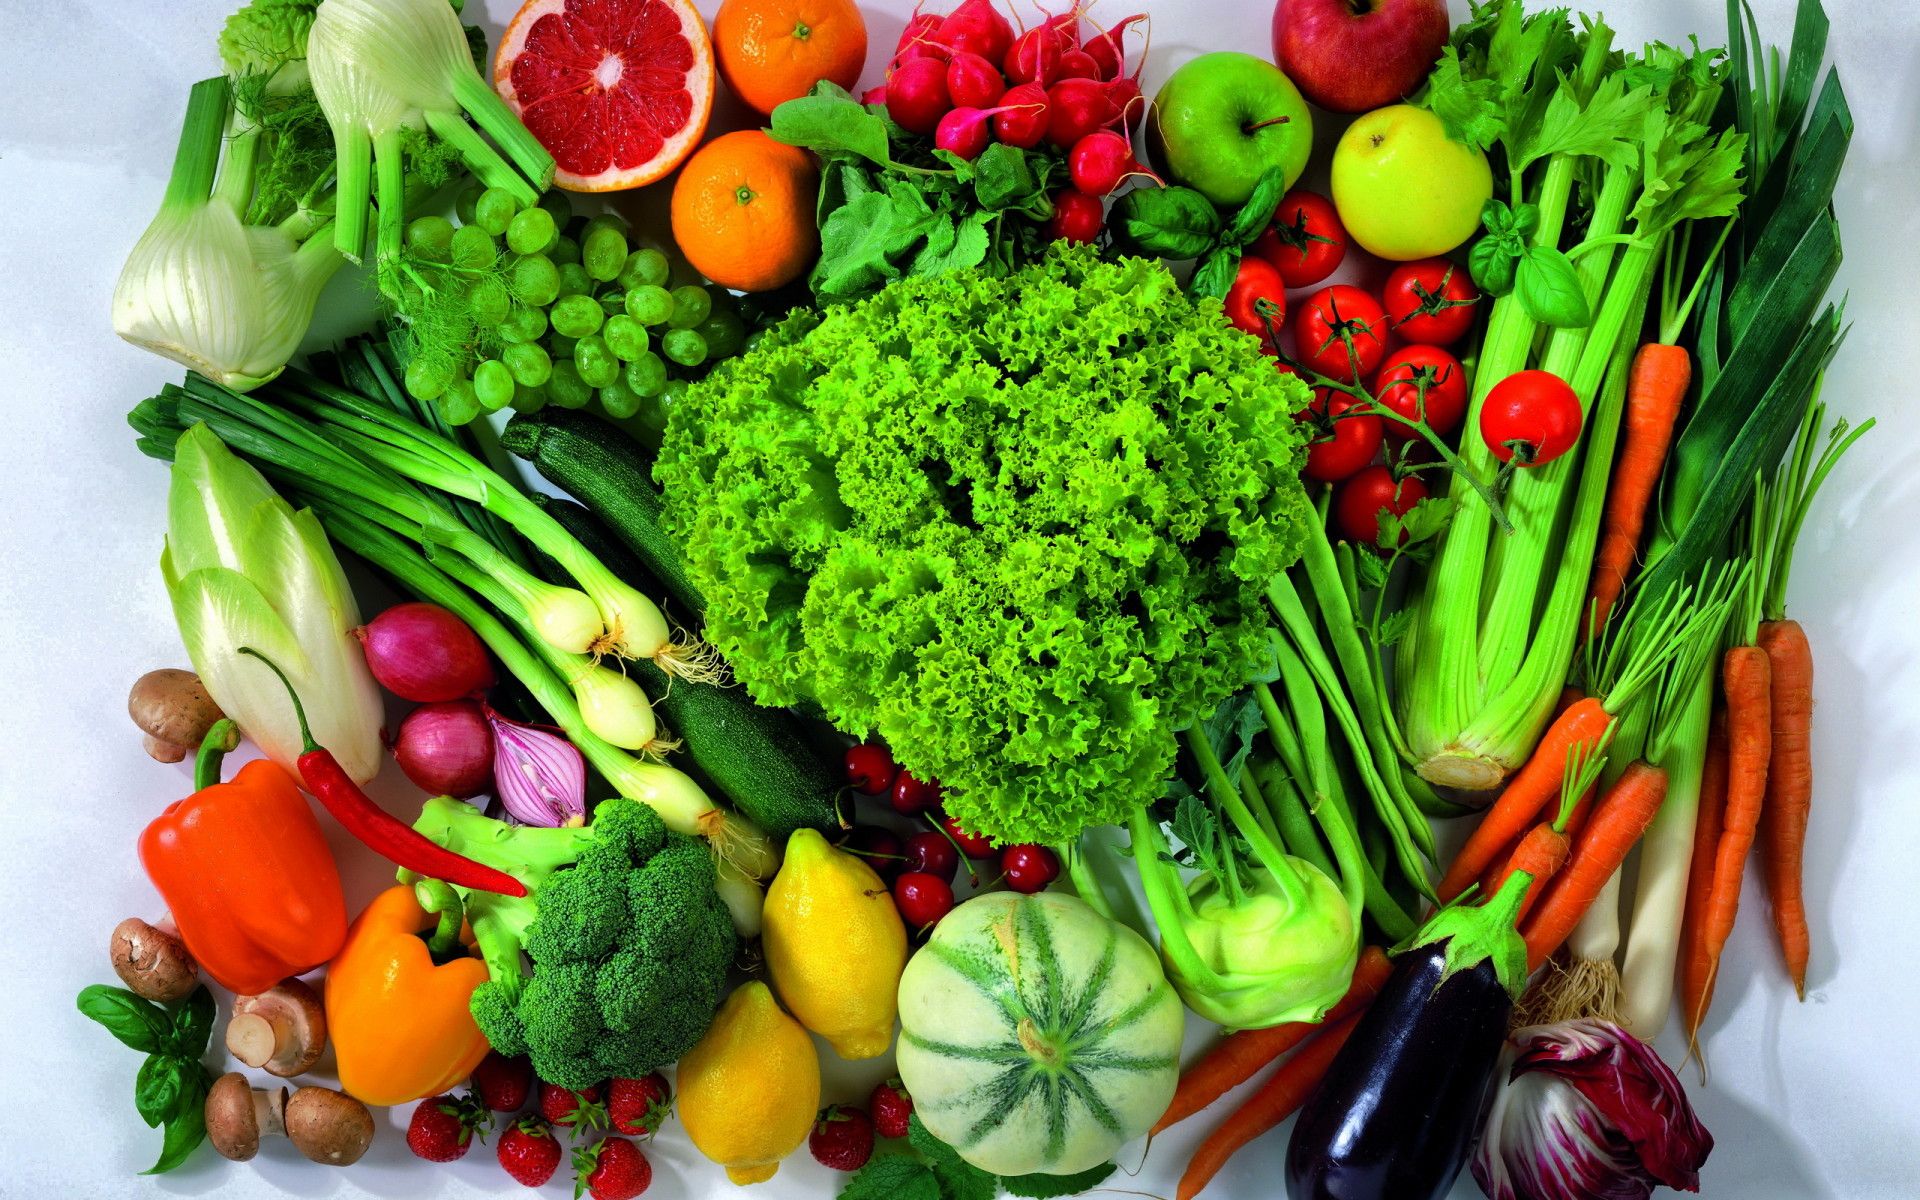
{"left": 410, "top": 796, "right": 737, "bottom": 1090}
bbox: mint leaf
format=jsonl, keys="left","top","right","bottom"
{"left": 1515, "top": 245, "right": 1591, "bottom": 327}
{"left": 77, "top": 985, "right": 171, "bottom": 1055}
{"left": 842, "top": 1154, "right": 943, "bottom": 1200}
{"left": 1110, "top": 187, "right": 1220, "bottom": 259}
{"left": 909, "top": 1116, "right": 998, "bottom": 1200}
{"left": 1001, "top": 1163, "right": 1118, "bottom": 1198}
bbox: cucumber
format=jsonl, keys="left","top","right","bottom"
{"left": 528, "top": 493, "right": 840, "bottom": 839}
{"left": 501, "top": 410, "right": 707, "bottom": 619}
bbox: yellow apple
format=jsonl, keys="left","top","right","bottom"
{"left": 1330, "top": 105, "right": 1491, "bottom": 261}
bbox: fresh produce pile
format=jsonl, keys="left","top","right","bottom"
{"left": 91, "top": 0, "right": 1863, "bottom": 1197}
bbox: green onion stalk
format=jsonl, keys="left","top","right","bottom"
{"left": 1397, "top": 16, "right": 1747, "bottom": 794}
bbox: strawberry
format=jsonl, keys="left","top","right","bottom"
{"left": 607, "top": 1072, "right": 672, "bottom": 1137}
{"left": 869, "top": 1078, "right": 915, "bottom": 1140}
{"left": 575, "top": 1136, "right": 652, "bottom": 1200}
{"left": 406, "top": 1092, "right": 490, "bottom": 1162}
{"left": 497, "top": 1116, "right": 563, "bottom": 1187}
{"left": 539, "top": 1080, "right": 607, "bottom": 1133}
{"left": 809, "top": 1105, "right": 876, "bottom": 1171}
{"left": 473, "top": 1051, "right": 535, "bottom": 1112}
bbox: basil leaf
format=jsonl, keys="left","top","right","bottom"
{"left": 1516, "top": 245, "right": 1592, "bottom": 327}
{"left": 1001, "top": 1163, "right": 1118, "bottom": 1198}
{"left": 142, "top": 1069, "right": 210, "bottom": 1176}
{"left": 135, "top": 1055, "right": 189, "bottom": 1128}
{"left": 1511, "top": 202, "right": 1542, "bottom": 237}
{"left": 1111, "top": 186, "right": 1221, "bottom": 259}
{"left": 1189, "top": 247, "right": 1241, "bottom": 299}
{"left": 1223, "top": 165, "right": 1291, "bottom": 247}
{"left": 770, "top": 87, "right": 894, "bottom": 166}
{"left": 974, "top": 142, "right": 1039, "bottom": 211}
{"left": 169, "top": 985, "right": 215, "bottom": 1057}
{"left": 1468, "top": 235, "right": 1518, "bottom": 296}
{"left": 77, "top": 985, "right": 170, "bottom": 1055}
{"left": 1479, "top": 198, "right": 1516, "bottom": 236}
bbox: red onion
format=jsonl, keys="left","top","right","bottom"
{"left": 357, "top": 602, "right": 495, "bottom": 702}
{"left": 487, "top": 708, "right": 585, "bottom": 827}
{"left": 394, "top": 700, "right": 493, "bottom": 798}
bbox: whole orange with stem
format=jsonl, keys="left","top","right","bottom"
{"left": 714, "top": 0, "right": 868, "bottom": 115}
{"left": 671, "top": 131, "right": 820, "bottom": 292}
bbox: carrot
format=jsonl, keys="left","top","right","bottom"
{"left": 1436, "top": 697, "right": 1611, "bottom": 902}
{"left": 1152, "top": 947, "right": 1392, "bottom": 1134}
{"left": 1176, "top": 1011, "right": 1364, "bottom": 1200}
{"left": 1485, "top": 823, "right": 1571, "bottom": 923}
{"left": 1678, "top": 710, "right": 1730, "bottom": 1046}
{"left": 1585, "top": 342, "right": 1691, "bottom": 635}
{"left": 1692, "top": 645, "right": 1773, "bottom": 1020}
{"left": 1758, "top": 618, "right": 1813, "bottom": 997}
{"left": 1522, "top": 761, "right": 1670, "bottom": 971}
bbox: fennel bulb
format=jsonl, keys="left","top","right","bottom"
{"left": 163, "top": 424, "right": 385, "bottom": 782}
{"left": 307, "top": 0, "right": 554, "bottom": 263}
{"left": 113, "top": 76, "right": 345, "bottom": 391}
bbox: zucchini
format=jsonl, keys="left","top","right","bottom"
{"left": 501, "top": 410, "right": 707, "bottom": 619}
{"left": 529, "top": 493, "right": 840, "bottom": 839}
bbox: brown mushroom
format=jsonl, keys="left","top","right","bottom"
{"left": 284, "top": 1087, "right": 376, "bottom": 1166}
{"left": 204, "top": 1076, "right": 373, "bottom": 1167}
{"left": 109, "top": 917, "right": 198, "bottom": 1003}
{"left": 205, "top": 1073, "right": 287, "bottom": 1163}
{"left": 226, "top": 978, "right": 327, "bottom": 1077}
{"left": 129, "top": 669, "right": 225, "bottom": 763}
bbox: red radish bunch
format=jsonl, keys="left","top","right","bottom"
{"left": 873, "top": 2, "right": 1156, "bottom": 244}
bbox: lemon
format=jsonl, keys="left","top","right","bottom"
{"left": 763, "top": 828, "right": 909, "bottom": 1059}
{"left": 677, "top": 981, "right": 820, "bottom": 1185}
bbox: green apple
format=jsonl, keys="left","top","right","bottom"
{"left": 1148, "top": 53, "right": 1314, "bottom": 209}
{"left": 1331, "top": 104, "right": 1492, "bottom": 261}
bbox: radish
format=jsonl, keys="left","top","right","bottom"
{"left": 937, "top": 0, "right": 1016, "bottom": 66}
{"left": 935, "top": 106, "right": 1000, "bottom": 160}
{"left": 946, "top": 51, "right": 1008, "bottom": 108}
{"left": 861, "top": 83, "right": 889, "bottom": 106}
{"left": 1044, "top": 189, "right": 1104, "bottom": 243}
{"left": 1004, "top": 18, "right": 1070, "bottom": 86}
{"left": 991, "top": 82, "right": 1050, "bottom": 148}
{"left": 887, "top": 56, "right": 953, "bottom": 136}
{"left": 1083, "top": 13, "right": 1146, "bottom": 80}
{"left": 893, "top": 11, "right": 946, "bottom": 65}
{"left": 1045, "top": 76, "right": 1126, "bottom": 147}
{"left": 1067, "top": 129, "right": 1149, "bottom": 195}
{"left": 1055, "top": 48, "right": 1101, "bottom": 81}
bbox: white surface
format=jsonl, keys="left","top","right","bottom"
{"left": 3, "top": 0, "right": 1919, "bottom": 1196}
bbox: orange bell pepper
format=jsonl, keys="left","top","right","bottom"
{"left": 326, "top": 883, "right": 492, "bottom": 1107}
{"left": 138, "top": 720, "right": 348, "bottom": 995}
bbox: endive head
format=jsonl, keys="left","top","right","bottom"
{"left": 163, "top": 425, "right": 385, "bottom": 782}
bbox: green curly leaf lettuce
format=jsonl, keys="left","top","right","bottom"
{"left": 657, "top": 247, "right": 1315, "bottom": 844}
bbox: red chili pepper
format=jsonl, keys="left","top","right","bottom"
{"left": 240, "top": 648, "right": 527, "bottom": 898}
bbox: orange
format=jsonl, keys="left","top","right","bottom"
{"left": 672, "top": 131, "right": 820, "bottom": 292}
{"left": 713, "top": 0, "right": 868, "bottom": 116}
{"left": 494, "top": 0, "right": 716, "bottom": 192}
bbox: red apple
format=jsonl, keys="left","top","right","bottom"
{"left": 1272, "top": 0, "right": 1449, "bottom": 114}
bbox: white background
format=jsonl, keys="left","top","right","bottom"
{"left": 3, "top": 0, "right": 1918, "bottom": 1196}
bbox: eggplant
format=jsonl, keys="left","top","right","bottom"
{"left": 1284, "top": 873, "right": 1535, "bottom": 1200}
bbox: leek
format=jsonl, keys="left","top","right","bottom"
{"left": 113, "top": 77, "right": 345, "bottom": 390}
{"left": 307, "top": 0, "right": 554, "bottom": 264}
{"left": 161, "top": 424, "right": 384, "bottom": 782}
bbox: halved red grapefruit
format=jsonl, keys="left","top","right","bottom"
{"left": 495, "top": 0, "right": 717, "bottom": 193}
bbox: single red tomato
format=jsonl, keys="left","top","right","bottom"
{"left": 1382, "top": 258, "right": 1480, "bottom": 346}
{"left": 1480, "top": 370, "right": 1583, "bottom": 466}
{"left": 1224, "top": 256, "right": 1286, "bottom": 351}
{"left": 1335, "top": 466, "right": 1430, "bottom": 546}
{"left": 1373, "top": 345, "right": 1468, "bottom": 439}
{"left": 1297, "top": 390, "right": 1383, "bottom": 482}
{"left": 1293, "top": 285, "right": 1389, "bottom": 382}
{"left": 1252, "top": 190, "right": 1347, "bottom": 288}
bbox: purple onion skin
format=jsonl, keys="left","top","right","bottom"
{"left": 394, "top": 700, "right": 493, "bottom": 798}
{"left": 359, "top": 602, "right": 496, "bottom": 702}
{"left": 1286, "top": 937, "right": 1511, "bottom": 1200}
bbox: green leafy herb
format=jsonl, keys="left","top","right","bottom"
{"left": 1110, "top": 186, "right": 1221, "bottom": 258}
{"left": 1223, "top": 167, "right": 1291, "bottom": 247}
{"left": 910, "top": 1116, "right": 999, "bottom": 1200}
{"left": 836, "top": 1118, "right": 1117, "bottom": 1200}
{"left": 1190, "top": 247, "right": 1242, "bottom": 299}
{"left": 1000, "top": 1165, "right": 1119, "bottom": 1199}
{"left": 1515, "top": 244, "right": 1592, "bottom": 326}
{"left": 78, "top": 984, "right": 216, "bottom": 1174}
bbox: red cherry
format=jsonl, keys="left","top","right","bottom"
{"left": 842, "top": 827, "right": 907, "bottom": 882}
{"left": 844, "top": 743, "right": 897, "bottom": 795}
{"left": 1000, "top": 844, "right": 1061, "bottom": 894}
{"left": 891, "top": 769, "right": 942, "bottom": 816}
{"left": 901, "top": 831, "right": 959, "bottom": 883}
{"left": 893, "top": 872, "right": 956, "bottom": 929}
{"left": 940, "top": 814, "right": 996, "bottom": 858}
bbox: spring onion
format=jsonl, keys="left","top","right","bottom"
{"left": 307, "top": 0, "right": 554, "bottom": 264}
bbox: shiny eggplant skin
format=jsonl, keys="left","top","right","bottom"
{"left": 1284, "top": 937, "right": 1511, "bottom": 1200}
